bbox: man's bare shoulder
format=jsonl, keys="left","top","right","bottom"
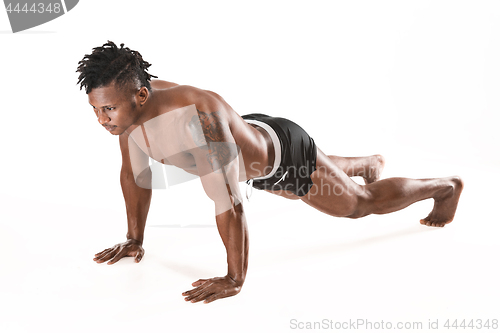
{"left": 159, "top": 84, "right": 230, "bottom": 116}
{"left": 150, "top": 79, "right": 178, "bottom": 90}
{"left": 151, "top": 80, "right": 206, "bottom": 96}
{"left": 150, "top": 82, "right": 237, "bottom": 144}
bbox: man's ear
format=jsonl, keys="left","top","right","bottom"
{"left": 136, "top": 87, "right": 150, "bottom": 106}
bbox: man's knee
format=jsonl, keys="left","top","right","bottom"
{"left": 346, "top": 208, "right": 370, "bottom": 219}
{"left": 345, "top": 190, "right": 372, "bottom": 219}
{"left": 304, "top": 181, "right": 371, "bottom": 218}
{"left": 328, "top": 193, "right": 366, "bottom": 218}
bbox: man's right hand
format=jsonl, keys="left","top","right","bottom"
{"left": 94, "top": 239, "right": 144, "bottom": 264}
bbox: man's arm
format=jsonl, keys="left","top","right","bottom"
{"left": 93, "top": 133, "right": 151, "bottom": 264}
{"left": 120, "top": 132, "right": 153, "bottom": 245}
{"left": 182, "top": 109, "right": 249, "bottom": 304}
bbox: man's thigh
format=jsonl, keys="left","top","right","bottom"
{"left": 300, "top": 148, "right": 364, "bottom": 217}
{"left": 264, "top": 189, "right": 301, "bottom": 200}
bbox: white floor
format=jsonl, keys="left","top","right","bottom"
{"left": 1, "top": 157, "right": 498, "bottom": 333}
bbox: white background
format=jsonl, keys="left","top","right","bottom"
{"left": 1, "top": 1, "right": 499, "bottom": 332}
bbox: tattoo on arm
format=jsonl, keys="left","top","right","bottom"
{"left": 189, "top": 109, "right": 238, "bottom": 172}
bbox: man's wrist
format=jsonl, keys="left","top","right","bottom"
{"left": 228, "top": 273, "right": 246, "bottom": 285}
{"left": 126, "top": 235, "right": 143, "bottom": 245}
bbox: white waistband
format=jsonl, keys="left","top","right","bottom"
{"left": 245, "top": 119, "right": 281, "bottom": 180}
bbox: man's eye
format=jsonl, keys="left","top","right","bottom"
{"left": 106, "top": 107, "right": 115, "bottom": 111}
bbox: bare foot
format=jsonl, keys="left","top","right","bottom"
{"left": 420, "top": 176, "right": 464, "bottom": 227}
{"left": 362, "top": 154, "right": 385, "bottom": 184}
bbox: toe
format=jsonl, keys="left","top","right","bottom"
{"left": 375, "top": 154, "right": 385, "bottom": 167}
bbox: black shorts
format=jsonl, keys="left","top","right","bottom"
{"left": 242, "top": 113, "right": 317, "bottom": 197}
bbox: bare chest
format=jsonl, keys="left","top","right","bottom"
{"left": 128, "top": 105, "right": 201, "bottom": 174}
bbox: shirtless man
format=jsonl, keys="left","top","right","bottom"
{"left": 77, "top": 41, "right": 463, "bottom": 304}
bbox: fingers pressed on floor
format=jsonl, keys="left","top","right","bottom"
{"left": 108, "top": 252, "right": 126, "bottom": 264}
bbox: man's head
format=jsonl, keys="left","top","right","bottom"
{"left": 77, "top": 41, "right": 157, "bottom": 135}
{"left": 77, "top": 41, "right": 156, "bottom": 94}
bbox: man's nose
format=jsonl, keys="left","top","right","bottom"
{"left": 97, "top": 110, "right": 110, "bottom": 125}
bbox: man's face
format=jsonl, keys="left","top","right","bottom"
{"left": 87, "top": 82, "right": 140, "bottom": 135}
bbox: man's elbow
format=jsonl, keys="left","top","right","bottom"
{"left": 213, "top": 194, "right": 244, "bottom": 216}
{"left": 122, "top": 167, "right": 152, "bottom": 189}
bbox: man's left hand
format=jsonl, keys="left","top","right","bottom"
{"left": 182, "top": 275, "right": 243, "bottom": 304}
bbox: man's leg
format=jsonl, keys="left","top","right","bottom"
{"left": 264, "top": 154, "right": 385, "bottom": 200}
{"left": 328, "top": 154, "right": 385, "bottom": 184}
{"left": 302, "top": 149, "right": 463, "bottom": 227}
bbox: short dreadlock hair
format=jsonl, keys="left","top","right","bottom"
{"left": 76, "top": 41, "right": 157, "bottom": 94}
